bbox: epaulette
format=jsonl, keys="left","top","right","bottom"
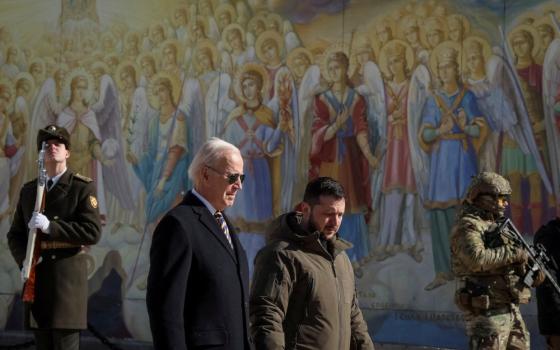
{"left": 74, "top": 173, "right": 93, "bottom": 183}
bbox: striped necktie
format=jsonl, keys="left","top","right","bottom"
{"left": 47, "top": 179, "right": 54, "bottom": 191}
{"left": 214, "top": 211, "right": 233, "bottom": 250}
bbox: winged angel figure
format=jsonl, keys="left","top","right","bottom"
{"left": 462, "top": 35, "right": 552, "bottom": 201}
{"left": 408, "top": 41, "right": 488, "bottom": 290}
{"left": 29, "top": 68, "right": 135, "bottom": 218}
{"left": 543, "top": 35, "right": 560, "bottom": 212}
{"left": 298, "top": 44, "right": 377, "bottom": 265}
{"left": 362, "top": 39, "right": 425, "bottom": 262}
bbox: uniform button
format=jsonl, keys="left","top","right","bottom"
{"left": 51, "top": 255, "right": 56, "bottom": 260}
{"left": 53, "top": 216, "right": 59, "bottom": 220}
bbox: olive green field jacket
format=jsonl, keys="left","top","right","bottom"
{"left": 249, "top": 212, "right": 374, "bottom": 350}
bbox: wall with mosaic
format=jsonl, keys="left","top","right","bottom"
{"left": 0, "top": 0, "right": 559, "bottom": 347}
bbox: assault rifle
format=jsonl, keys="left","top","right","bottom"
{"left": 496, "top": 217, "right": 560, "bottom": 296}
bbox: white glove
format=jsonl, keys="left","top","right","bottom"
{"left": 28, "top": 212, "right": 50, "bottom": 233}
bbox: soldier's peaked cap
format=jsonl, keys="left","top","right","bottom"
{"left": 37, "top": 125, "right": 71, "bottom": 151}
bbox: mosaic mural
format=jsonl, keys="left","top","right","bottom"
{"left": 0, "top": 0, "right": 559, "bottom": 347}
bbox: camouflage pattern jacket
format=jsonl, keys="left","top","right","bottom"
{"left": 450, "top": 205, "right": 530, "bottom": 307}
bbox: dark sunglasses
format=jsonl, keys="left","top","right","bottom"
{"left": 206, "top": 165, "right": 245, "bottom": 184}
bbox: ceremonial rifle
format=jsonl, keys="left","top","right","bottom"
{"left": 22, "top": 141, "right": 47, "bottom": 302}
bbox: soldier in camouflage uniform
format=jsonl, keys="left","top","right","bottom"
{"left": 450, "top": 172, "right": 544, "bottom": 349}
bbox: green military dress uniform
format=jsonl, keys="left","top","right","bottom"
{"left": 450, "top": 204, "right": 530, "bottom": 350}
{"left": 7, "top": 171, "right": 102, "bottom": 330}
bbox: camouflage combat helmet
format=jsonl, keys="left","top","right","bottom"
{"left": 465, "top": 172, "right": 511, "bottom": 217}
{"left": 465, "top": 171, "right": 511, "bottom": 204}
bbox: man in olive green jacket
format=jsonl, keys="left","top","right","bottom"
{"left": 250, "top": 177, "right": 374, "bottom": 350}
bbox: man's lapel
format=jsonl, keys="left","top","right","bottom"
{"left": 45, "top": 171, "right": 72, "bottom": 206}
{"left": 186, "top": 192, "right": 237, "bottom": 262}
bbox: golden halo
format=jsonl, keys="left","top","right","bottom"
{"left": 137, "top": 51, "right": 159, "bottom": 71}
{"left": 91, "top": 59, "right": 111, "bottom": 74}
{"left": 248, "top": 14, "right": 267, "bottom": 35}
{"left": 194, "top": 39, "right": 220, "bottom": 72}
{"left": 267, "top": 13, "right": 283, "bottom": 32}
{"left": 160, "top": 39, "right": 184, "bottom": 64}
{"left": 534, "top": 15, "right": 558, "bottom": 37}
{"left": 192, "top": 15, "right": 210, "bottom": 38}
{"left": 447, "top": 14, "right": 471, "bottom": 37}
{"left": 233, "top": 62, "right": 270, "bottom": 103}
{"left": 255, "top": 30, "right": 284, "bottom": 63}
{"left": 320, "top": 41, "right": 350, "bottom": 82}
{"left": 513, "top": 11, "right": 538, "bottom": 27}
{"left": 14, "top": 72, "right": 36, "bottom": 95}
{"left": 420, "top": 16, "right": 448, "bottom": 49}
{"left": 0, "top": 79, "right": 15, "bottom": 110}
{"left": 462, "top": 35, "right": 491, "bottom": 76}
{"left": 62, "top": 67, "right": 95, "bottom": 106}
{"left": 287, "top": 47, "right": 313, "bottom": 72}
{"left": 171, "top": 6, "right": 189, "bottom": 28}
{"left": 115, "top": 61, "right": 141, "bottom": 90}
{"left": 429, "top": 40, "right": 463, "bottom": 80}
{"left": 397, "top": 15, "right": 420, "bottom": 41}
{"left": 378, "top": 39, "right": 415, "bottom": 79}
{"left": 348, "top": 34, "right": 374, "bottom": 77}
{"left": 28, "top": 57, "right": 46, "bottom": 76}
{"left": 221, "top": 23, "right": 246, "bottom": 49}
{"left": 149, "top": 22, "right": 167, "bottom": 40}
{"left": 215, "top": 3, "right": 237, "bottom": 22}
{"left": 148, "top": 71, "right": 182, "bottom": 109}
{"left": 508, "top": 24, "right": 542, "bottom": 60}
{"left": 368, "top": 17, "right": 397, "bottom": 57}
{"left": 124, "top": 31, "right": 140, "bottom": 45}
{"left": 432, "top": 3, "right": 448, "bottom": 17}
{"left": 100, "top": 31, "right": 116, "bottom": 47}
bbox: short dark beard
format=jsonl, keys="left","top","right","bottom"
{"left": 306, "top": 214, "right": 319, "bottom": 235}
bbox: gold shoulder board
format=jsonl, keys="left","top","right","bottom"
{"left": 74, "top": 173, "right": 93, "bottom": 183}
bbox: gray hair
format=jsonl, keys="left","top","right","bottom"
{"left": 188, "top": 137, "right": 240, "bottom": 187}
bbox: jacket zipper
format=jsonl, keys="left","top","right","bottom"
{"left": 332, "top": 260, "right": 343, "bottom": 350}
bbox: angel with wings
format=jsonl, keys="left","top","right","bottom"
{"left": 22, "top": 66, "right": 67, "bottom": 183}
{"left": 507, "top": 25, "right": 556, "bottom": 232}
{"left": 221, "top": 63, "right": 284, "bottom": 276}
{"left": 115, "top": 62, "right": 154, "bottom": 225}
{"left": 30, "top": 68, "right": 135, "bottom": 222}
{"left": 290, "top": 47, "right": 322, "bottom": 199}
{"left": 409, "top": 42, "right": 488, "bottom": 290}
{"left": 0, "top": 80, "right": 20, "bottom": 222}
{"left": 255, "top": 29, "right": 301, "bottom": 214}
{"left": 543, "top": 29, "right": 560, "bottom": 217}
{"left": 463, "top": 35, "right": 554, "bottom": 233}
{"left": 8, "top": 73, "right": 34, "bottom": 209}
{"left": 130, "top": 73, "right": 189, "bottom": 225}
{"left": 309, "top": 51, "right": 378, "bottom": 268}
{"left": 398, "top": 15, "right": 427, "bottom": 63}
{"left": 366, "top": 40, "right": 424, "bottom": 263}
{"left": 220, "top": 23, "right": 256, "bottom": 76}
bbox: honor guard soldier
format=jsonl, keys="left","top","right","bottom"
{"left": 8, "top": 125, "right": 102, "bottom": 350}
